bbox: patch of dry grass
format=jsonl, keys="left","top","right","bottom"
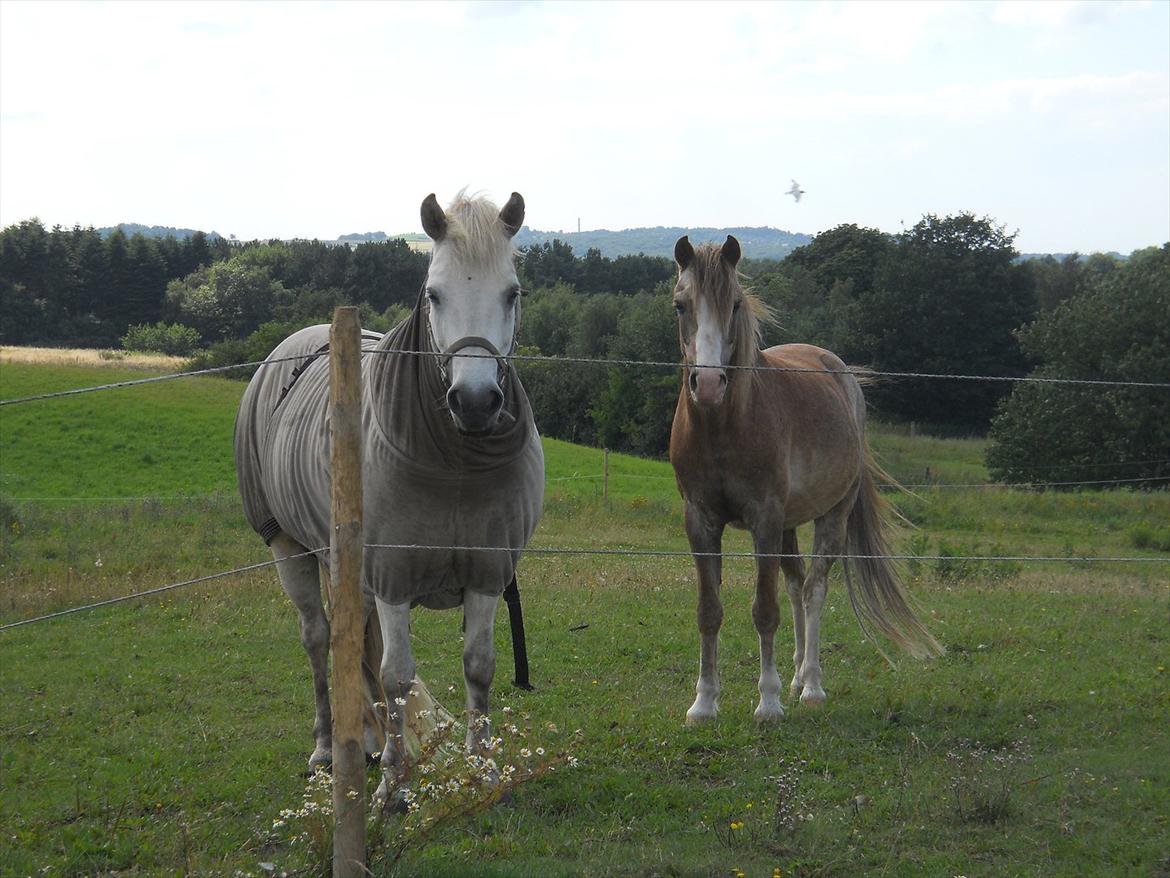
{"left": 0, "top": 345, "right": 186, "bottom": 371}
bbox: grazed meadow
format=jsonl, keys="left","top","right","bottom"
{"left": 0, "top": 354, "right": 1167, "bottom": 877}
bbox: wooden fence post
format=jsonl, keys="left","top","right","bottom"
{"left": 329, "top": 306, "right": 365, "bottom": 878}
{"left": 604, "top": 447, "right": 610, "bottom": 506}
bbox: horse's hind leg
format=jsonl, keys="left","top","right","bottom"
{"left": 373, "top": 597, "right": 414, "bottom": 810}
{"left": 752, "top": 525, "right": 785, "bottom": 723}
{"left": 780, "top": 529, "right": 807, "bottom": 700}
{"left": 270, "top": 532, "right": 332, "bottom": 770}
{"left": 799, "top": 507, "right": 849, "bottom": 706}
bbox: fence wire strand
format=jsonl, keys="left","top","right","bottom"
{"left": 364, "top": 542, "right": 1168, "bottom": 565}
{"left": 4, "top": 346, "right": 1169, "bottom": 406}
{"left": 0, "top": 549, "right": 322, "bottom": 633}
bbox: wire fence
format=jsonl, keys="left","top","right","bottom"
{"left": 1, "top": 339, "right": 1167, "bottom": 634}
{"left": 2, "top": 538, "right": 1165, "bottom": 634}
{"left": 6, "top": 470, "right": 1168, "bottom": 504}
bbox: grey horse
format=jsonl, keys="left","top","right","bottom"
{"left": 234, "top": 191, "right": 544, "bottom": 803}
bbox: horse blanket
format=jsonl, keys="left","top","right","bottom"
{"left": 234, "top": 293, "right": 545, "bottom": 610}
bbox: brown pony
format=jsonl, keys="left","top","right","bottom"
{"left": 668, "top": 234, "right": 942, "bottom": 725}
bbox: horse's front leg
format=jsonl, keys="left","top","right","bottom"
{"left": 462, "top": 591, "right": 500, "bottom": 763}
{"left": 684, "top": 504, "right": 724, "bottom": 725}
{"left": 751, "top": 522, "right": 785, "bottom": 723}
{"left": 373, "top": 597, "right": 414, "bottom": 810}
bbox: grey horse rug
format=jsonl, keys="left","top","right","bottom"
{"left": 234, "top": 293, "right": 545, "bottom": 611}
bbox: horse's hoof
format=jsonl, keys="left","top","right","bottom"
{"left": 305, "top": 754, "right": 332, "bottom": 777}
{"left": 754, "top": 703, "right": 785, "bottom": 724}
{"left": 799, "top": 686, "right": 827, "bottom": 707}
{"left": 373, "top": 783, "right": 409, "bottom": 815}
{"left": 494, "top": 787, "right": 515, "bottom": 808}
{"left": 685, "top": 708, "right": 718, "bottom": 726}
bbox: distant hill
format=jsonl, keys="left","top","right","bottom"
{"left": 334, "top": 225, "right": 814, "bottom": 259}
{"left": 97, "top": 223, "right": 222, "bottom": 240}
{"left": 512, "top": 225, "right": 813, "bottom": 259}
{"left": 1018, "top": 251, "right": 1125, "bottom": 262}
{"left": 338, "top": 231, "right": 390, "bottom": 242}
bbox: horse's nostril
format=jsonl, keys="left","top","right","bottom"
{"left": 688, "top": 372, "right": 698, "bottom": 392}
{"left": 489, "top": 387, "right": 504, "bottom": 412}
{"left": 446, "top": 387, "right": 462, "bottom": 415}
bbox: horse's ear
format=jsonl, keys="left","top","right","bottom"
{"left": 499, "top": 192, "right": 525, "bottom": 238}
{"left": 674, "top": 235, "right": 694, "bottom": 271}
{"left": 721, "top": 235, "right": 741, "bottom": 268}
{"left": 421, "top": 193, "right": 448, "bottom": 242}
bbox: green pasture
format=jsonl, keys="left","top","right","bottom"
{"left": 1, "top": 358, "right": 1168, "bottom": 877}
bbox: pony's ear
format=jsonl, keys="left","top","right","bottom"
{"left": 498, "top": 192, "right": 525, "bottom": 238}
{"left": 674, "top": 235, "right": 694, "bottom": 271}
{"left": 421, "top": 193, "right": 448, "bottom": 242}
{"left": 721, "top": 235, "right": 741, "bottom": 268}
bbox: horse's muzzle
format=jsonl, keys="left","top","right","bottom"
{"left": 447, "top": 382, "right": 506, "bottom": 435}
{"left": 689, "top": 367, "right": 728, "bottom": 407}
{"left": 440, "top": 335, "right": 511, "bottom": 434}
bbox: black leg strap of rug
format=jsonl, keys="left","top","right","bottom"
{"left": 503, "top": 575, "right": 533, "bottom": 690}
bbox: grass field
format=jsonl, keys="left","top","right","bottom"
{"left": 1, "top": 355, "right": 1167, "bottom": 877}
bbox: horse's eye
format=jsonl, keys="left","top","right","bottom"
{"left": 425, "top": 288, "right": 440, "bottom": 306}
{"left": 507, "top": 286, "right": 521, "bottom": 305}
{"left": 732, "top": 300, "right": 742, "bottom": 314}
{"left": 674, "top": 302, "right": 686, "bottom": 316}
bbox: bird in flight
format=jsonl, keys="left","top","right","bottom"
{"left": 786, "top": 179, "right": 805, "bottom": 202}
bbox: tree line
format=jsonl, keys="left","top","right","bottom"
{"left": 1, "top": 214, "right": 1165, "bottom": 485}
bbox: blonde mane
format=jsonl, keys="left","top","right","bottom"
{"left": 438, "top": 188, "right": 516, "bottom": 270}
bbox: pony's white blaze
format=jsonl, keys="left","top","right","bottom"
{"left": 691, "top": 296, "right": 729, "bottom": 406}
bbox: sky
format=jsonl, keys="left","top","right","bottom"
{"left": 1, "top": 0, "right": 1167, "bottom": 254}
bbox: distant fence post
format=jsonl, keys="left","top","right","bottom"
{"left": 329, "top": 306, "right": 365, "bottom": 878}
{"left": 603, "top": 448, "right": 610, "bottom": 505}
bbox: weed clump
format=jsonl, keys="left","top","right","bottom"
{"left": 263, "top": 703, "right": 578, "bottom": 876}
{"left": 1129, "top": 523, "right": 1170, "bottom": 553}
{"left": 946, "top": 738, "right": 1031, "bottom": 824}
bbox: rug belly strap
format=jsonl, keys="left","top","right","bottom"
{"left": 258, "top": 517, "right": 283, "bottom": 546}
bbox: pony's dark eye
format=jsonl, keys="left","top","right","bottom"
{"left": 674, "top": 301, "right": 686, "bottom": 316}
{"left": 506, "top": 285, "right": 521, "bottom": 305}
{"left": 425, "top": 288, "right": 440, "bottom": 306}
{"left": 732, "top": 300, "right": 742, "bottom": 314}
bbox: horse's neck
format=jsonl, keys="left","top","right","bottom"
{"left": 365, "top": 305, "right": 443, "bottom": 439}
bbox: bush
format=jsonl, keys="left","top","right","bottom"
{"left": 121, "top": 321, "right": 202, "bottom": 357}
{"left": 185, "top": 320, "right": 314, "bottom": 379}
